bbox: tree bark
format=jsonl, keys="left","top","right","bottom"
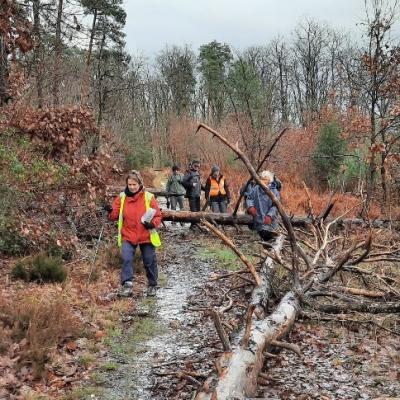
{"left": 310, "top": 300, "right": 400, "bottom": 314}
{"left": 52, "top": 0, "right": 64, "bottom": 107}
{"left": 195, "top": 236, "right": 290, "bottom": 399}
{"left": 196, "top": 292, "right": 299, "bottom": 399}
{"left": 81, "top": 8, "right": 97, "bottom": 105}
{"left": 32, "top": 0, "right": 44, "bottom": 108}
{"left": 0, "top": 36, "right": 9, "bottom": 105}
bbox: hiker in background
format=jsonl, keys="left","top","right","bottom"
{"left": 104, "top": 170, "right": 162, "bottom": 297}
{"left": 182, "top": 160, "right": 203, "bottom": 212}
{"left": 205, "top": 165, "right": 231, "bottom": 213}
{"left": 166, "top": 165, "right": 185, "bottom": 211}
{"left": 246, "top": 170, "right": 279, "bottom": 241}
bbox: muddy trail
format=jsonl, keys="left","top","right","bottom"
{"left": 95, "top": 227, "right": 217, "bottom": 400}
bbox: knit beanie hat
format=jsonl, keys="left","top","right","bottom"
{"left": 211, "top": 165, "right": 220, "bottom": 174}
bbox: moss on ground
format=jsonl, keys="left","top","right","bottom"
{"left": 197, "top": 237, "right": 259, "bottom": 272}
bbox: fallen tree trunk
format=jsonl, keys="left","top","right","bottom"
{"left": 161, "top": 210, "right": 309, "bottom": 226}
{"left": 309, "top": 299, "right": 400, "bottom": 314}
{"left": 196, "top": 292, "right": 299, "bottom": 399}
{"left": 195, "top": 237, "right": 297, "bottom": 400}
{"left": 160, "top": 210, "right": 393, "bottom": 229}
{"left": 162, "top": 210, "right": 252, "bottom": 225}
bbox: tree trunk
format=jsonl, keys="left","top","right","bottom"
{"left": 161, "top": 210, "right": 253, "bottom": 225}
{"left": 160, "top": 210, "right": 392, "bottom": 228}
{"left": 81, "top": 8, "right": 97, "bottom": 105}
{"left": 196, "top": 292, "right": 299, "bottom": 399}
{"left": 96, "top": 32, "right": 106, "bottom": 126}
{"left": 32, "top": 0, "right": 44, "bottom": 108}
{"left": 195, "top": 237, "right": 299, "bottom": 400}
{"left": 0, "top": 36, "right": 9, "bottom": 105}
{"left": 52, "top": 0, "right": 64, "bottom": 107}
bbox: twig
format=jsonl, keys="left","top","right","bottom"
{"left": 209, "top": 309, "right": 231, "bottom": 352}
{"left": 208, "top": 269, "right": 253, "bottom": 281}
{"left": 300, "top": 311, "right": 400, "bottom": 336}
{"left": 318, "top": 193, "right": 335, "bottom": 220}
{"left": 302, "top": 181, "right": 315, "bottom": 219}
{"left": 342, "top": 287, "right": 385, "bottom": 298}
{"left": 270, "top": 340, "right": 302, "bottom": 357}
{"left": 86, "top": 212, "right": 107, "bottom": 286}
{"left": 219, "top": 294, "right": 234, "bottom": 313}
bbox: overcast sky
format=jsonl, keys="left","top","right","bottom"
{"left": 122, "top": 0, "right": 377, "bottom": 56}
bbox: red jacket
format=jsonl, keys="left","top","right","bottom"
{"left": 109, "top": 190, "right": 162, "bottom": 245}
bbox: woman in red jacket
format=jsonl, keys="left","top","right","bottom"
{"left": 106, "top": 170, "right": 162, "bottom": 297}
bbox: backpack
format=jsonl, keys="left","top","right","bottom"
{"left": 274, "top": 175, "right": 282, "bottom": 191}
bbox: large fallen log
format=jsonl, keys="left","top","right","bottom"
{"left": 195, "top": 236, "right": 296, "bottom": 400}
{"left": 161, "top": 210, "right": 252, "bottom": 225}
{"left": 196, "top": 292, "right": 299, "bottom": 399}
{"left": 161, "top": 210, "right": 395, "bottom": 229}
{"left": 161, "top": 210, "right": 310, "bottom": 227}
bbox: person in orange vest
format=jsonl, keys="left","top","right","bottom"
{"left": 104, "top": 170, "right": 162, "bottom": 297}
{"left": 204, "top": 165, "right": 231, "bottom": 213}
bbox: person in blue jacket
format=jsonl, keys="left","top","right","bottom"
{"left": 246, "top": 170, "right": 280, "bottom": 241}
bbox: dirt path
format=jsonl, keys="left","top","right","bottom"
{"left": 92, "top": 170, "right": 212, "bottom": 399}
{"left": 95, "top": 229, "right": 212, "bottom": 400}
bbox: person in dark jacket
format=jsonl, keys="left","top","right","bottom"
{"left": 246, "top": 170, "right": 279, "bottom": 241}
{"left": 204, "top": 165, "right": 231, "bottom": 213}
{"left": 182, "top": 160, "right": 202, "bottom": 212}
{"left": 166, "top": 165, "right": 185, "bottom": 211}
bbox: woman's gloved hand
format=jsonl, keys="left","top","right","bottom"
{"left": 247, "top": 207, "right": 257, "bottom": 217}
{"left": 264, "top": 215, "right": 272, "bottom": 225}
{"left": 142, "top": 221, "right": 155, "bottom": 230}
{"left": 103, "top": 204, "right": 113, "bottom": 213}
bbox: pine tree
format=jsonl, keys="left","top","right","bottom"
{"left": 198, "top": 41, "right": 232, "bottom": 122}
{"left": 312, "top": 122, "right": 346, "bottom": 187}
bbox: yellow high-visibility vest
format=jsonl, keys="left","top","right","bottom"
{"left": 117, "top": 191, "right": 161, "bottom": 248}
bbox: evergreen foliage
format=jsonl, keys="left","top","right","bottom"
{"left": 12, "top": 254, "right": 67, "bottom": 283}
{"left": 312, "top": 122, "right": 346, "bottom": 187}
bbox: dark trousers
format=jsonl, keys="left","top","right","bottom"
{"left": 170, "top": 195, "right": 184, "bottom": 210}
{"left": 121, "top": 241, "right": 158, "bottom": 286}
{"left": 258, "top": 229, "right": 277, "bottom": 241}
{"left": 188, "top": 197, "right": 201, "bottom": 212}
{"left": 211, "top": 200, "right": 228, "bottom": 213}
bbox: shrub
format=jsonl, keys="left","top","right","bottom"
{"left": 330, "top": 147, "right": 368, "bottom": 192}
{"left": 12, "top": 295, "right": 82, "bottom": 377}
{"left": 12, "top": 254, "right": 67, "bottom": 283}
{"left": 0, "top": 216, "right": 30, "bottom": 256}
{"left": 125, "top": 145, "right": 153, "bottom": 170}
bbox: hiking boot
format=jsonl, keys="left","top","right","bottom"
{"left": 147, "top": 286, "right": 157, "bottom": 297}
{"left": 118, "top": 281, "right": 133, "bottom": 297}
